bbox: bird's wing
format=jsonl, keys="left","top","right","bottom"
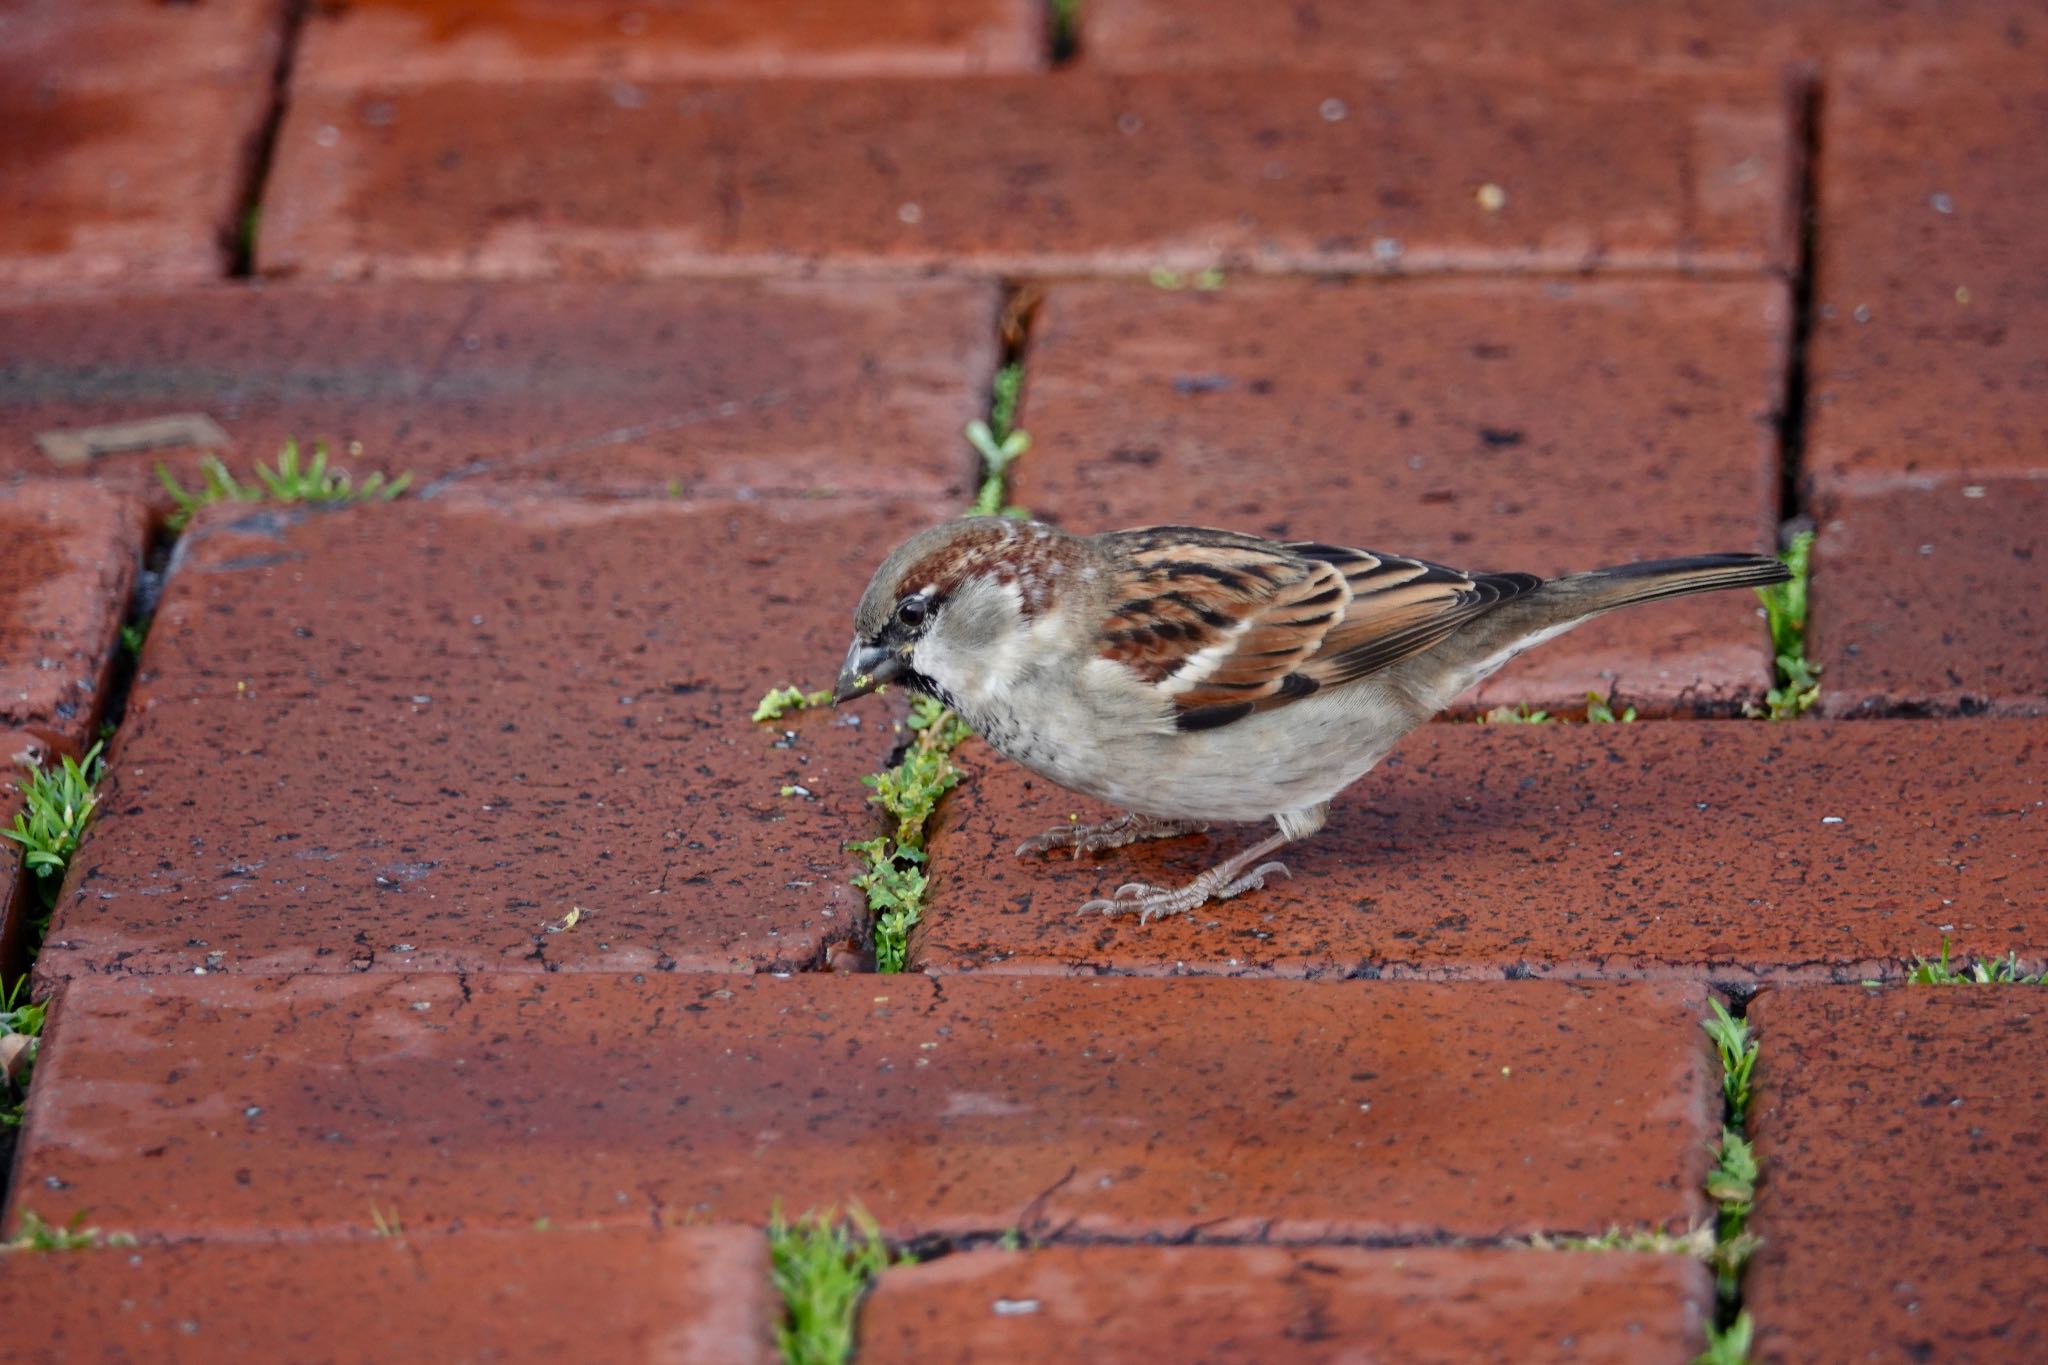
{"left": 1096, "top": 528, "right": 1541, "bottom": 732}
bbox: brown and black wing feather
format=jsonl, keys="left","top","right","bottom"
{"left": 1097, "top": 529, "right": 1542, "bottom": 732}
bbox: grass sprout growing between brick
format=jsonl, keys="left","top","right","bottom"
{"left": 967, "top": 363, "right": 1031, "bottom": 518}
{"left": 5, "top": 740, "right": 105, "bottom": 918}
{"left": 158, "top": 439, "right": 412, "bottom": 531}
{"left": 1905, "top": 937, "right": 2047, "bottom": 985}
{"left": 1696, "top": 998, "right": 1761, "bottom": 1363}
{"left": 769, "top": 1204, "right": 907, "bottom": 1365}
{"left": 1748, "top": 529, "right": 1818, "bottom": 720}
{"left": 1478, "top": 692, "right": 1636, "bottom": 725}
{"left": 853, "top": 698, "right": 974, "bottom": 973}
{"left": 1, "top": 979, "right": 47, "bottom": 1128}
{"left": 1, "top": 1210, "right": 137, "bottom": 1253}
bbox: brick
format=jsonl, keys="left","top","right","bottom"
{"left": 295, "top": 0, "right": 1044, "bottom": 86}
{"left": 918, "top": 721, "right": 2048, "bottom": 980}
{"left": 1808, "top": 72, "right": 2048, "bottom": 488}
{"left": 1745, "top": 987, "right": 2048, "bottom": 1363}
{"left": 12, "top": 973, "right": 1714, "bottom": 1241}
{"left": 256, "top": 68, "right": 1796, "bottom": 281}
{"left": 0, "top": 481, "right": 148, "bottom": 753}
{"left": 860, "top": 1245, "right": 1713, "bottom": 1363}
{"left": 1013, "top": 278, "right": 1787, "bottom": 714}
{"left": 36, "top": 496, "right": 946, "bottom": 980}
{"left": 0, "top": 1226, "right": 777, "bottom": 1363}
{"left": 0, "top": 279, "right": 998, "bottom": 505}
{"left": 1812, "top": 477, "right": 2048, "bottom": 716}
{"left": 1079, "top": 0, "right": 2045, "bottom": 74}
{"left": 0, "top": 0, "right": 281, "bottom": 289}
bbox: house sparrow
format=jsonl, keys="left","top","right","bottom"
{"left": 835, "top": 518, "right": 1789, "bottom": 923}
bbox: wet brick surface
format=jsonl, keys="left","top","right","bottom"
{"left": 1811, "top": 476, "right": 2047, "bottom": 716}
{"left": 1011, "top": 277, "right": 1786, "bottom": 714}
{"left": 294, "top": 0, "right": 1045, "bottom": 85}
{"left": 257, "top": 67, "right": 1795, "bottom": 280}
{"left": 12, "top": 972, "right": 1713, "bottom": 1242}
{"left": 918, "top": 722, "right": 2048, "bottom": 981}
{"left": 36, "top": 496, "right": 941, "bottom": 980}
{"left": 0, "top": 1225, "right": 777, "bottom": 1363}
{"left": 0, "top": 0, "right": 282, "bottom": 289}
{"left": 0, "top": 480, "right": 148, "bottom": 753}
{"left": 860, "top": 1245, "right": 1713, "bottom": 1364}
{"left": 1745, "top": 987, "right": 2048, "bottom": 1363}
{"left": 1807, "top": 71, "right": 2048, "bottom": 487}
{"left": 0, "top": 279, "right": 999, "bottom": 505}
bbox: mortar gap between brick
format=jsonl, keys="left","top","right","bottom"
{"left": 1773, "top": 69, "right": 1823, "bottom": 535}
{"left": 225, "top": 0, "right": 312, "bottom": 278}
{"left": 1046, "top": 0, "right": 1081, "bottom": 66}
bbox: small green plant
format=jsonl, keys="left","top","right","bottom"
{"left": 1529, "top": 1223, "right": 1713, "bottom": 1256}
{"left": 1703, "top": 1128, "right": 1761, "bottom": 1299}
{"left": 769, "top": 1204, "right": 906, "bottom": 1365}
{"left": 1584, "top": 691, "right": 1637, "bottom": 723}
{"left": 1479, "top": 703, "right": 1553, "bottom": 724}
{"left": 1148, "top": 267, "right": 1226, "bottom": 291}
{"left": 1694, "top": 1312, "right": 1753, "bottom": 1365}
{"left": 754, "top": 686, "right": 833, "bottom": 724}
{"left": 1907, "top": 938, "right": 2046, "bottom": 985}
{"left": 2, "top": 1210, "right": 136, "bottom": 1252}
{"left": 1, "top": 978, "right": 47, "bottom": 1128}
{"left": 1748, "top": 530, "right": 1819, "bottom": 720}
{"left": 850, "top": 698, "right": 975, "bottom": 973}
{"left": 4, "top": 741, "right": 105, "bottom": 915}
{"left": 158, "top": 440, "right": 411, "bottom": 531}
{"left": 1049, "top": 0, "right": 1080, "bottom": 55}
{"left": 967, "top": 364, "right": 1031, "bottom": 517}
{"left": 118, "top": 618, "right": 151, "bottom": 658}
{"left": 368, "top": 1203, "right": 404, "bottom": 1238}
{"left": 1700, "top": 998, "right": 1757, "bottom": 1119}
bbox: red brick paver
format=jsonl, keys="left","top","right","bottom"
{"left": 294, "top": 0, "right": 1045, "bottom": 85}
{"left": 860, "top": 1245, "right": 1713, "bottom": 1364}
{"left": 1078, "top": 0, "right": 2045, "bottom": 74}
{"left": 1812, "top": 477, "right": 2047, "bottom": 716}
{"left": 0, "top": 480, "right": 148, "bottom": 753}
{"left": 1807, "top": 71, "right": 2048, "bottom": 489}
{"left": 1745, "top": 987, "right": 2048, "bottom": 1363}
{"left": 0, "top": 0, "right": 281, "bottom": 290}
{"left": 920, "top": 722, "right": 2048, "bottom": 980}
{"left": 257, "top": 68, "right": 1796, "bottom": 281}
{"left": 0, "top": 279, "right": 999, "bottom": 505}
{"left": 37, "top": 497, "right": 942, "bottom": 981}
{"left": 0, "top": 1225, "right": 778, "bottom": 1363}
{"left": 12, "top": 973, "right": 1714, "bottom": 1241}
{"left": 1013, "top": 277, "right": 1786, "bottom": 713}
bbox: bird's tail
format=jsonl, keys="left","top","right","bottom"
{"left": 1391, "top": 552, "right": 1791, "bottom": 710}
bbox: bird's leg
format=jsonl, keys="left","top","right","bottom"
{"left": 1016, "top": 812, "right": 1209, "bottom": 860}
{"left": 1080, "top": 826, "right": 1297, "bottom": 924}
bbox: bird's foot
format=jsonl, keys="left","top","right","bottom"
{"left": 1080, "top": 861, "right": 1291, "bottom": 924}
{"left": 1016, "top": 813, "right": 1208, "bottom": 860}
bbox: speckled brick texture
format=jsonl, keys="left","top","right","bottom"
{"left": 1745, "top": 988, "right": 2048, "bottom": 1363}
{"left": 1079, "top": 0, "right": 2047, "bottom": 74}
{"left": 0, "top": 0, "right": 281, "bottom": 289}
{"left": 10, "top": 973, "right": 1715, "bottom": 1241}
{"left": 293, "top": 0, "right": 1046, "bottom": 85}
{"left": 36, "top": 496, "right": 947, "bottom": 981}
{"left": 1807, "top": 71, "right": 2048, "bottom": 488}
{"left": 917, "top": 722, "right": 2048, "bottom": 981}
{"left": 0, "top": 1225, "right": 779, "bottom": 1364}
{"left": 860, "top": 1245, "right": 1714, "bottom": 1364}
{"left": 1011, "top": 278, "right": 1785, "bottom": 714}
{"left": 1811, "top": 477, "right": 2047, "bottom": 716}
{"left": 257, "top": 67, "right": 1796, "bottom": 281}
{"left": 0, "top": 279, "right": 999, "bottom": 505}
{"left": 0, "top": 481, "right": 149, "bottom": 753}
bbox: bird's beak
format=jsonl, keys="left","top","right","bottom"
{"left": 833, "top": 640, "right": 906, "bottom": 704}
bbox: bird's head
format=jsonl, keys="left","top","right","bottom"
{"left": 834, "top": 515, "right": 1083, "bottom": 708}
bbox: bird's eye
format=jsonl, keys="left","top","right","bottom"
{"left": 896, "top": 595, "right": 928, "bottom": 627}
